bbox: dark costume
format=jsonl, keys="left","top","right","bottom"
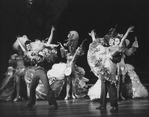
{"left": 11, "top": 30, "right": 58, "bottom": 108}
{"left": 25, "top": 66, "right": 58, "bottom": 108}
{"left": 98, "top": 51, "right": 121, "bottom": 110}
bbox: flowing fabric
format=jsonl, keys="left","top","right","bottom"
{"left": 88, "top": 79, "right": 101, "bottom": 100}
{"left": 73, "top": 76, "right": 89, "bottom": 98}
{"left": 87, "top": 39, "right": 148, "bottom": 99}
{"left": 87, "top": 41, "right": 108, "bottom": 100}
{"left": 87, "top": 40, "right": 118, "bottom": 100}
{"left": 125, "top": 64, "right": 148, "bottom": 98}
{"left": 25, "top": 62, "right": 88, "bottom": 99}
{"left": 0, "top": 75, "right": 15, "bottom": 101}
{"left": 87, "top": 40, "right": 117, "bottom": 82}
{"left": 46, "top": 62, "right": 66, "bottom": 97}
{"left": 47, "top": 63, "right": 89, "bottom": 98}
{"left": 24, "top": 65, "right": 65, "bottom": 99}
{"left": 87, "top": 41, "right": 106, "bottom": 79}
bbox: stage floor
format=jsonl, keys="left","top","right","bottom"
{"left": 0, "top": 97, "right": 149, "bottom": 117}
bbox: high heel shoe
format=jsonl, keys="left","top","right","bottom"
{"left": 72, "top": 94, "right": 76, "bottom": 99}
{"left": 64, "top": 95, "right": 70, "bottom": 100}
{"left": 110, "top": 106, "right": 118, "bottom": 112}
{"left": 96, "top": 106, "right": 106, "bottom": 110}
{"left": 13, "top": 96, "right": 21, "bottom": 102}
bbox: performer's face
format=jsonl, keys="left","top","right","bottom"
{"left": 26, "top": 44, "right": 32, "bottom": 51}
{"left": 109, "top": 38, "right": 114, "bottom": 46}
{"left": 114, "top": 38, "right": 120, "bottom": 46}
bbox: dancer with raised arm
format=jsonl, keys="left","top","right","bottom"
{"left": 12, "top": 26, "right": 59, "bottom": 108}
{"left": 87, "top": 30, "right": 106, "bottom": 100}
{"left": 87, "top": 26, "right": 134, "bottom": 112}
{"left": 59, "top": 31, "right": 88, "bottom": 100}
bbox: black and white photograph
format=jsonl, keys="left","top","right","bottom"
{"left": 0, "top": 0, "right": 149, "bottom": 117}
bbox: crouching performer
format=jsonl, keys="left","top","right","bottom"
{"left": 13, "top": 26, "right": 58, "bottom": 109}
{"left": 25, "top": 61, "right": 58, "bottom": 109}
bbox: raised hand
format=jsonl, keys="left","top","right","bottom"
{"left": 89, "top": 30, "right": 96, "bottom": 41}
{"left": 57, "top": 42, "right": 64, "bottom": 48}
{"left": 119, "top": 26, "right": 134, "bottom": 47}
{"left": 51, "top": 26, "right": 55, "bottom": 31}
{"left": 127, "top": 26, "right": 134, "bottom": 33}
{"left": 88, "top": 30, "right": 95, "bottom": 36}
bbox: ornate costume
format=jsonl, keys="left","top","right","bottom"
{"left": 0, "top": 53, "right": 27, "bottom": 101}
{"left": 87, "top": 27, "right": 134, "bottom": 112}
{"left": 59, "top": 31, "right": 88, "bottom": 99}
{"left": 122, "top": 64, "right": 148, "bottom": 98}
{"left": 0, "top": 67, "right": 15, "bottom": 101}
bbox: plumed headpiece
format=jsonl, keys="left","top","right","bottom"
{"left": 107, "top": 28, "right": 118, "bottom": 38}
{"left": 64, "top": 31, "right": 79, "bottom": 54}
{"left": 104, "top": 28, "right": 118, "bottom": 46}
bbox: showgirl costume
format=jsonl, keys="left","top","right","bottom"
{"left": 87, "top": 38, "right": 117, "bottom": 100}
{"left": 0, "top": 53, "right": 27, "bottom": 101}
{"left": 0, "top": 31, "right": 59, "bottom": 100}
{"left": 122, "top": 64, "right": 148, "bottom": 98}
{"left": 24, "top": 35, "right": 88, "bottom": 99}
{"left": 17, "top": 29, "right": 59, "bottom": 108}
{"left": 87, "top": 28, "right": 124, "bottom": 101}
{"left": 47, "top": 62, "right": 88, "bottom": 98}
{"left": 87, "top": 36, "right": 105, "bottom": 100}
{"left": 88, "top": 28, "right": 148, "bottom": 100}
{"left": 0, "top": 67, "right": 15, "bottom": 101}
{"left": 59, "top": 31, "right": 89, "bottom": 99}
{"left": 22, "top": 37, "right": 59, "bottom": 99}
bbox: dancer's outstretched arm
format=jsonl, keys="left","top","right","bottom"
{"left": 88, "top": 30, "right": 96, "bottom": 42}
{"left": 119, "top": 26, "right": 134, "bottom": 47}
{"left": 47, "top": 26, "right": 55, "bottom": 44}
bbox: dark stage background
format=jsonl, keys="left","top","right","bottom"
{"left": 1, "top": 0, "right": 149, "bottom": 83}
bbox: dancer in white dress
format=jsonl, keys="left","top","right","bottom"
{"left": 125, "top": 64, "right": 148, "bottom": 98}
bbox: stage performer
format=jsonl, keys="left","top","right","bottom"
{"left": 116, "top": 35, "right": 138, "bottom": 100}
{"left": 59, "top": 31, "right": 88, "bottom": 100}
{"left": 9, "top": 53, "right": 26, "bottom": 101}
{"left": 12, "top": 26, "right": 58, "bottom": 108}
{"left": 87, "top": 26, "right": 134, "bottom": 112}
{"left": 0, "top": 66, "right": 15, "bottom": 101}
